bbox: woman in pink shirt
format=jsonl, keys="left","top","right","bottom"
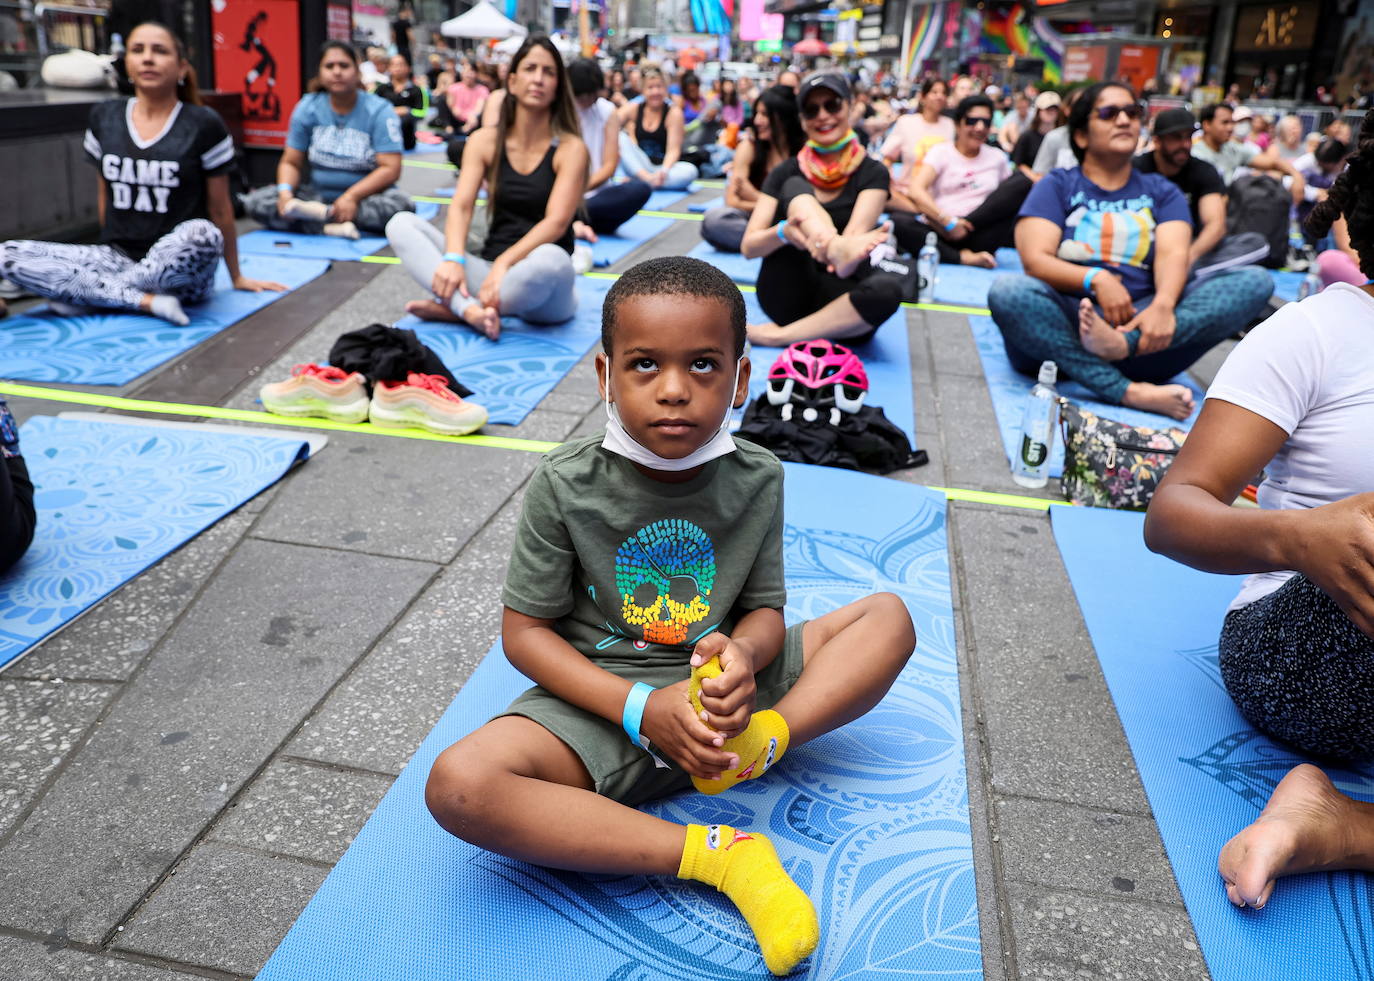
{"left": 880, "top": 78, "right": 955, "bottom": 196}
{"left": 446, "top": 61, "right": 490, "bottom": 131}
{"left": 890, "top": 94, "right": 1015, "bottom": 268}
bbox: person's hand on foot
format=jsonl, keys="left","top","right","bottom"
{"left": 1077, "top": 297, "right": 1130, "bottom": 361}
{"left": 689, "top": 633, "right": 757, "bottom": 739}
{"left": 1122, "top": 302, "right": 1177, "bottom": 356}
{"left": 573, "top": 220, "right": 599, "bottom": 243}
{"left": 641, "top": 678, "right": 736, "bottom": 780}
{"left": 431, "top": 259, "right": 468, "bottom": 307}
{"left": 827, "top": 222, "right": 892, "bottom": 279}
{"left": 1089, "top": 270, "right": 1136, "bottom": 326}
{"left": 328, "top": 193, "right": 360, "bottom": 224}
{"left": 945, "top": 217, "right": 973, "bottom": 242}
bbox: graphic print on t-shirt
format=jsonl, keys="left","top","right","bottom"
{"left": 1058, "top": 190, "right": 1156, "bottom": 268}
{"left": 309, "top": 124, "right": 381, "bottom": 175}
{"left": 615, "top": 519, "right": 717, "bottom": 645}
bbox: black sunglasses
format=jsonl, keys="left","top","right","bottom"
{"left": 802, "top": 96, "right": 844, "bottom": 119}
{"left": 961, "top": 115, "right": 993, "bottom": 128}
{"left": 1093, "top": 103, "right": 1145, "bottom": 122}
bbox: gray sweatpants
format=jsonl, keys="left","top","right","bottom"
{"left": 242, "top": 183, "right": 414, "bottom": 235}
{"left": 385, "top": 211, "right": 577, "bottom": 325}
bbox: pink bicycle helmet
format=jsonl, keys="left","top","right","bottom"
{"left": 766, "top": 340, "right": 869, "bottom": 418}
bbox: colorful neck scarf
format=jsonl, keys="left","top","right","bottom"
{"left": 797, "top": 130, "right": 864, "bottom": 190}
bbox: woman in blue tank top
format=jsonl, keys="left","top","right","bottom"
{"left": 387, "top": 35, "right": 587, "bottom": 339}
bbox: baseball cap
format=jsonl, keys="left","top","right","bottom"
{"left": 1033, "top": 91, "right": 1061, "bottom": 111}
{"left": 796, "top": 71, "right": 851, "bottom": 109}
{"left": 1152, "top": 107, "right": 1196, "bottom": 137}
{"left": 1231, "top": 105, "right": 1254, "bottom": 121}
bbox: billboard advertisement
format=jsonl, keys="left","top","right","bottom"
{"left": 212, "top": 0, "right": 302, "bottom": 149}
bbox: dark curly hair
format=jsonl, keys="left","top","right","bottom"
{"left": 602, "top": 256, "right": 747, "bottom": 357}
{"left": 1306, "top": 110, "right": 1374, "bottom": 278}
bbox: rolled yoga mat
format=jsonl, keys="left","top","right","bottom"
{"left": 0, "top": 255, "right": 329, "bottom": 386}
{"left": 1051, "top": 504, "right": 1374, "bottom": 981}
{"left": 255, "top": 468, "right": 978, "bottom": 981}
{"left": 967, "top": 314, "right": 1202, "bottom": 480}
{"left": 236, "top": 201, "right": 441, "bottom": 261}
{"left": 0, "top": 416, "right": 309, "bottom": 671}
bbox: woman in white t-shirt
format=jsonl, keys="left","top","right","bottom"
{"left": 1144, "top": 117, "right": 1374, "bottom": 915}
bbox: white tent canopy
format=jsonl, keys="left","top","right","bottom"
{"left": 440, "top": 1, "right": 527, "bottom": 40}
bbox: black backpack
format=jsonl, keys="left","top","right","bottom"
{"left": 1225, "top": 174, "right": 1290, "bottom": 268}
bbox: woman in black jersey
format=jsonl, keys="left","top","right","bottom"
{"left": 387, "top": 35, "right": 586, "bottom": 339}
{"left": 374, "top": 53, "right": 425, "bottom": 151}
{"left": 615, "top": 65, "right": 698, "bottom": 190}
{"left": 0, "top": 22, "right": 283, "bottom": 325}
{"left": 740, "top": 72, "right": 902, "bottom": 346}
{"left": 700, "top": 85, "right": 804, "bottom": 252}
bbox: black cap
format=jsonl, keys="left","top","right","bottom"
{"left": 1153, "top": 107, "right": 1196, "bottom": 137}
{"left": 796, "top": 71, "right": 850, "bottom": 110}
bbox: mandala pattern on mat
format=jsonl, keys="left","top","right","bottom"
{"left": 0, "top": 417, "right": 307, "bottom": 668}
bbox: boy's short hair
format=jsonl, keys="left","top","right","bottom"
{"left": 602, "top": 256, "right": 747, "bottom": 358}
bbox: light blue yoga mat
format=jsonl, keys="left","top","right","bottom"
{"left": 0, "top": 416, "right": 308, "bottom": 671}
{"left": 1269, "top": 269, "right": 1306, "bottom": 303}
{"left": 968, "top": 314, "right": 1201, "bottom": 479}
{"left": 591, "top": 213, "right": 675, "bottom": 267}
{"left": 645, "top": 184, "right": 700, "bottom": 211}
{"left": 690, "top": 240, "right": 761, "bottom": 284}
{"left": 1051, "top": 505, "right": 1374, "bottom": 981}
{"left": 398, "top": 275, "right": 611, "bottom": 426}
{"left": 741, "top": 292, "right": 917, "bottom": 443}
{"left": 0, "top": 255, "right": 329, "bottom": 386}
{"left": 236, "top": 201, "right": 441, "bottom": 260}
{"left": 689, "top": 196, "right": 725, "bottom": 213}
{"left": 256, "top": 468, "right": 977, "bottom": 981}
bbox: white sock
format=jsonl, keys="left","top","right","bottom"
{"left": 148, "top": 294, "right": 189, "bottom": 326}
{"left": 322, "top": 221, "right": 360, "bottom": 239}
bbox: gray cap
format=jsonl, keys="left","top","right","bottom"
{"left": 1152, "top": 107, "right": 1196, "bottom": 137}
{"left": 796, "top": 71, "right": 850, "bottom": 109}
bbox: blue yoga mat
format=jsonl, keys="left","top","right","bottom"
{"left": 257, "top": 468, "right": 977, "bottom": 981}
{"left": 1052, "top": 505, "right": 1374, "bottom": 981}
{"left": 0, "top": 255, "right": 329, "bottom": 386}
{"left": 689, "top": 196, "right": 725, "bottom": 214}
{"left": 690, "top": 240, "right": 761, "bottom": 284}
{"left": 741, "top": 292, "right": 917, "bottom": 443}
{"left": 591, "top": 213, "right": 675, "bottom": 267}
{"left": 398, "top": 275, "right": 611, "bottom": 426}
{"left": 0, "top": 417, "right": 308, "bottom": 671}
{"left": 645, "top": 184, "right": 700, "bottom": 211}
{"left": 968, "top": 314, "right": 1201, "bottom": 479}
{"left": 1269, "top": 269, "right": 1306, "bottom": 303}
{"left": 236, "top": 201, "right": 441, "bottom": 260}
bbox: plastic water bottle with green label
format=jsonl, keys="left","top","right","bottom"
{"left": 1012, "top": 360, "right": 1058, "bottom": 488}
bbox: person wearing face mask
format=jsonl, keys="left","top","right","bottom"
{"left": 422, "top": 255, "right": 917, "bottom": 979}
{"left": 1193, "top": 103, "right": 1306, "bottom": 192}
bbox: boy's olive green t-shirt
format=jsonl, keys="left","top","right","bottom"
{"left": 502, "top": 436, "right": 787, "bottom": 683}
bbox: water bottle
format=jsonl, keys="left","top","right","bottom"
{"left": 917, "top": 232, "right": 938, "bottom": 303}
{"left": 1011, "top": 361, "right": 1059, "bottom": 489}
{"left": 1297, "top": 271, "right": 1322, "bottom": 300}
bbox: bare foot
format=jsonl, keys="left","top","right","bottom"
{"left": 1078, "top": 297, "right": 1129, "bottom": 361}
{"left": 827, "top": 226, "right": 890, "bottom": 279}
{"left": 461, "top": 302, "right": 501, "bottom": 340}
{"left": 573, "top": 220, "right": 598, "bottom": 244}
{"left": 959, "top": 249, "right": 996, "bottom": 269}
{"left": 747, "top": 321, "right": 786, "bottom": 346}
{"left": 1122, "top": 382, "right": 1195, "bottom": 420}
{"left": 405, "top": 299, "right": 462, "bottom": 323}
{"left": 1218, "top": 764, "right": 1364, "bottom": 909}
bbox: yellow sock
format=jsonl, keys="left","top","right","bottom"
{"left": 689, "top": 656, "right": 790, "bottom": 795}
{"left": 678, "top": 823, "right": 819, "bottom": 976}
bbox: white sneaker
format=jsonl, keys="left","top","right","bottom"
{"left": 572, "top": 243, "right": 594, "bottom": 275}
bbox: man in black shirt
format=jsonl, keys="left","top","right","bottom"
{"left": 1135, "top": 107, "right": 1269, "bottom": 278}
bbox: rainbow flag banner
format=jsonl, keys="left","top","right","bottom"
{"left": 979, "top": 2, "right": 1064, "bottom": 84}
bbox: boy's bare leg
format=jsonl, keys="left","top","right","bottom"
{"left": 427, "top": 716, "right": 685, "bottom": 874}
{"left": 772, "top": 592, "right": 916, "bottom": 745}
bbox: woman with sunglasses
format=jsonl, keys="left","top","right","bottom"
{"left": 890, "top": 94, "right": 1015, "bottom": 268}
{"left": 987, "top": 82, "right": 1274, "bottom": 420}
{"left": 740, "top": 72, "right": 903, "bottom": 346}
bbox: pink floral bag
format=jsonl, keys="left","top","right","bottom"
{"left": 1057, "top": 400, "right": 1187, "bottom": 510}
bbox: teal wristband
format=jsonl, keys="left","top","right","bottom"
{"left": 442, "top": 252, "right": 466, "bottom": 265}
{"left": 621, "top": 682, "right": 654, "bottom": 748}
{"left": 775, "top": 221, "right": 787, "bottom": 243}
{"left": 1083, "top": 268, "right": 1100, "bottom": 293}
{"left": 943, "top": 217, "right": 958, "bottom": 232}
{"left": 276, "top": 182, "right": 294, "bottom": 193}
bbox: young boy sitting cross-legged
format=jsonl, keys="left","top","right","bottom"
{"left": 424, "top": 256, "right": 917, "bottom": 976}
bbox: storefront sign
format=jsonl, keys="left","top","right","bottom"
{"left": 212, "top": 0, "right": 301, "bottom": 150}
{"left": 325, "top": 2, "right": 350, "bottom": 42}
{"left": 1233, "top": 2, "right": 1318, "bottom": 53}
{"left": 1116, "top": 45, "right": 1160, "bottom": 94}
{"left": 1063, "top": 44, "right": 1106, "bottom": 83}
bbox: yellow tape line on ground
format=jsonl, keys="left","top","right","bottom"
{"left": 360, "top": 255, "right": 403, "bottom": 264}
{"left": 0, "top": 382, "right": 1064, "bottom": 511}
{"left": 636, "top": 209, "right": 703, "bottom": 221}
{"left": 402, "top": 159, "right": 457, "bottom": 171}
{"left": 0, "top": 382, "right": 560, "bottom": 454}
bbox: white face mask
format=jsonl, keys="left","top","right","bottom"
{"left": 601, "top": 355, "right": 745, "bottom": 472}
{"left": 1234, "top": 121, "right": 1252, "bottom": 139}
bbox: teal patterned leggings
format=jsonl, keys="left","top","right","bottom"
{"left": 986, "top": 266, "right": 1274, "bottom": 403}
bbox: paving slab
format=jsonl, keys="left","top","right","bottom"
{"left": 995, "top": 795, "right": 1183, "bottom": 906}
{"left": 950, "top": 503, "right": 1151, "bottom": 814}
{"left": 250, "top": 430, "right": 536, "bottom": 563}
{"left": 208, "top": 758, "right": 392, "bottom": 865}
{"left": 937, "top": 371, "right": 1033, "bottom": 494}
{"left": 484, "top": 406, "right": 585, "bottom": 444}
{"left": 0, "top": 936, "right": 193, "bottom": 981}
{"left": 115, "top": 841, "right": 328, "bottom": 978}
{"left": 0, "top": 539, "right": 435, "bottom": 944}
{"left": 928, "top": 309, "right": 990, "bottom": 379}
{"left": 1005, "top": 882, "right": 1206, "bottom": 980}
{"left": 286, "top": 490, "right": 523, "bottom": 774}
{"left": 5, "top": 510, "right": 254, "bottom": 683}
{"left": 0, "top": 678, "right": 116, "bottom": 839}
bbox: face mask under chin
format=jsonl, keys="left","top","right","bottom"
{"left": 601, "top": 357, "right": 744, "bottom": 472}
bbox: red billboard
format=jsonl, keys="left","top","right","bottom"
{"left": 212, "top": 0, "right": 302, "bottom": 149}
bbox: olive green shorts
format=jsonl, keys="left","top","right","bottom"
{"left": 500, "top": 621, "right": 807, "bottom": 806}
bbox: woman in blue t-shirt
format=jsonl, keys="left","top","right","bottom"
{"left": 241, "top": 41, "right": 414, "bottom": 239}
{"left": 987, "top": 82, "right": 1274, "bottom": 420}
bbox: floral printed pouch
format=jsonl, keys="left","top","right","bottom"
{"left": 1058, "top": 400, "right": 1187, "bottom": 510}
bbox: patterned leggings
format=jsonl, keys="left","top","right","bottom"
{"left": 241, "top": 183, "right": 414, "bottom": 235}
{"left": 986, "top": 266, "right": 1274, "bottom": 403}
{"left": 1220, "top": 574, "right": 1374, "bottom": 762}
{"left": 0, "top": 219, "right": 223, "bottom": 313}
